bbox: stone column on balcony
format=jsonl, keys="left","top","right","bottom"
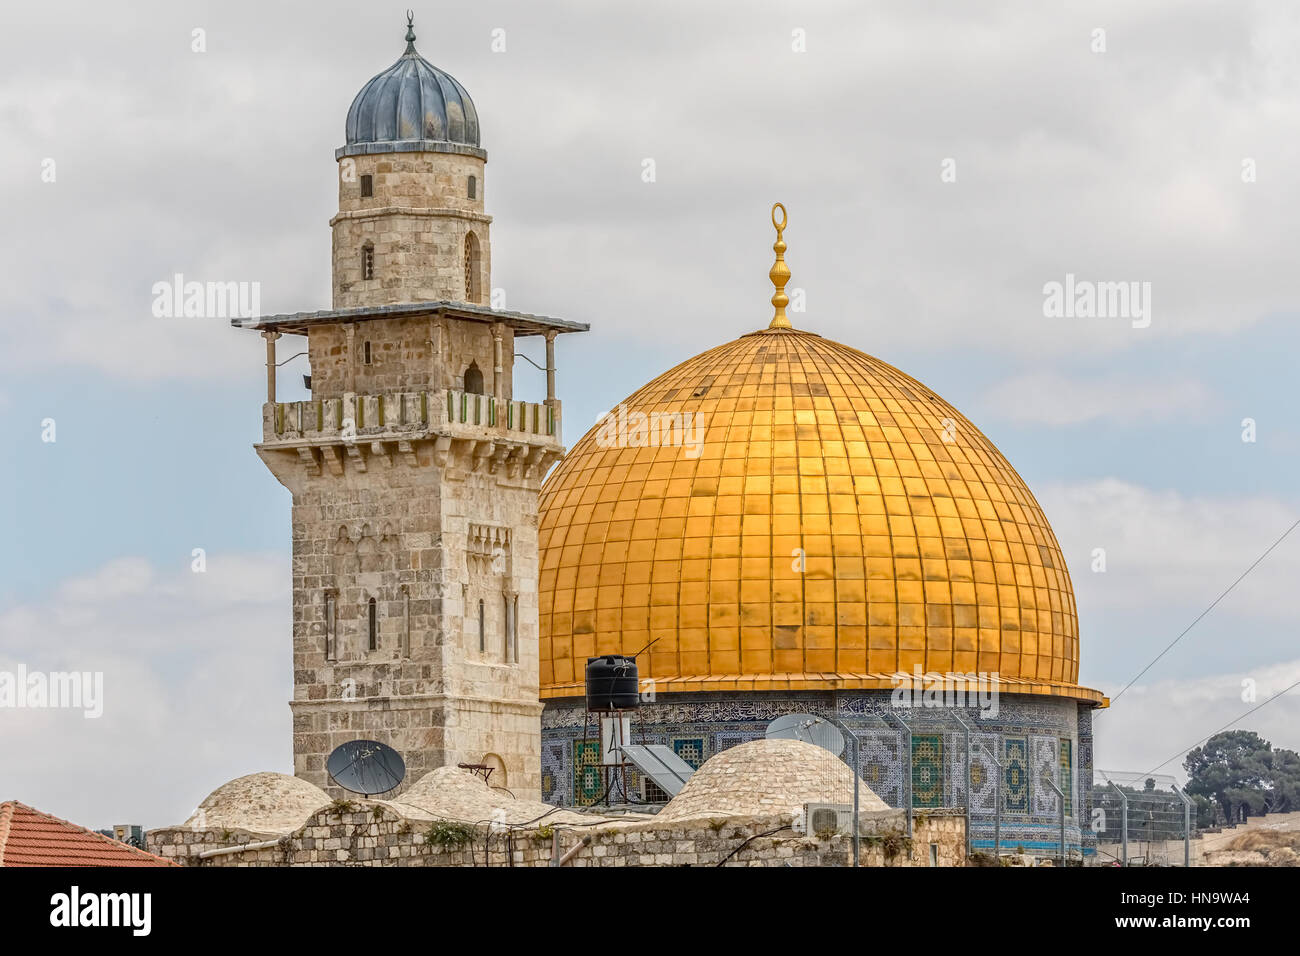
{"left": 430, "top": 316, "right": 446, "bottom": 389}
{"left": 345, "top": 324, "right": 356, "bottom": 393}
{"left": 492, "top": 322, "right": 505, "bottom": 402}
{"left": 544, "top": 330, "right": 557, "bottom": 406}
{"left": 262, "top": 330, "right": 281, "bottom": 403}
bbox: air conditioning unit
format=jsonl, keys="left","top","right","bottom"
{"left": 802, "top": 802, "right": 857, "bottom": 836}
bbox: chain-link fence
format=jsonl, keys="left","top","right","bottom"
{"left": 1091, "top": 770, "right": 1194, "bottom": 866}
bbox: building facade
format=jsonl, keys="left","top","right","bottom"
{"left": 240, "top": 20, "right": 587, "bottom": 800}
{"left": 537, "top": 208, "right": 1105, "bottom": 856}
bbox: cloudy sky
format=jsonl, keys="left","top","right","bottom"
{"left": 1, "top": 0, "right": 1298, "bottom": 828}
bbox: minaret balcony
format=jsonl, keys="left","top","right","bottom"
{"left": 259, "top": 389, "right": 563, "bottom": 479}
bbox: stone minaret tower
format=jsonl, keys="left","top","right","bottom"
{"left": 239, "top": 18, "right": 587, "bottom": 800}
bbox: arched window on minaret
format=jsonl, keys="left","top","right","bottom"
{"left": 478, "top": 599, "right": 486, "bottom": 653}
{"left": 463, "top": 232, "right": 481, "bottom": 303}
{"left": 463, "top": 361, "right": 484, "bottom": 394}
{"left": 367, "top": 597, "right": 378, "bottom": 651}
{"left": 362, "top": 242, "right": 375, "bottom": 281}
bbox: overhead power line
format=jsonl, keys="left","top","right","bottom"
{"left": 1107, "top": 517, "right": 1300, "bottom": 707}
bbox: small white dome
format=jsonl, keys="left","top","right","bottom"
{"left": 185, "top": 772, "right": 330, "bottom": 834}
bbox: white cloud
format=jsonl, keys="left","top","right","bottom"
{"left": 1041, "top": 479, "right": 1300, "bottom": 616}
{"left": 4, "top": 1, "right": 1300, "bottom": 381}
{"left": 1094, "top": 658, "right": 1300, "bottom": 781}
{"left": 982, "top": 372, "right": 1214, "bottom": 426}
{"left": 0, "top": 553, "right": 290, "bottom": 830}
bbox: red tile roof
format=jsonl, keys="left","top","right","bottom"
{"left": 0, "top": 801, "right": 176, "bottom": 867}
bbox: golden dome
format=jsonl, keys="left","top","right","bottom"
{"left": 539, "top": 324, "right": 1102, "bottom": 705}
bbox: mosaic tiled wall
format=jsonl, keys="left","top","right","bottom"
{"left": 541, "top": 690, "right": 1097, "bottom": 857}
{"left": 1076, "top": 704, "right": 1095, "bottom": 855}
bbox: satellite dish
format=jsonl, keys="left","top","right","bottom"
{"left": 327, "top": 739, "right": 406, "bottom": 796}
{"left": 765, "top": 713, "right": 845, "bottom": 757}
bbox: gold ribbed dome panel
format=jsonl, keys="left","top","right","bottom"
{"left": 539, "top": 327, "right": 1101, "bottom": 704}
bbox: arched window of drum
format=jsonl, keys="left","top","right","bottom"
{"left": 362, "top": 242, "right": 375, "bottom": 281}
{"left": 463, "top": 232, "right": 481, "bottom": 304}
{"left": 467, "top": 175, "right": 477, "bottom": 200}
{"left": 478, "top": 599, "right": 485, "bottom": 653}
{"left": 367, "top": 597, "right": 377, "bottom": 651}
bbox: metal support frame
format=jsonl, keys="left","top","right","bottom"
{"left": 1171, "top": 782, "right": 1192, "bottom": 867}
{"left": 821, "top": 713, "right": 860, "bottom": 868}
{"left": 977, "top": 742, "right": 1003, "bottom": 857}
{"left": 1041, "top": 773, "right": 1067, "bottom": 865}
{"left": 952, "top": 713, "right": 974, "bottom": 858}
{"left": 1109, "top": 779, "right": 1128, "bottom": 866}
{"left": 881, "top": 711, "right": 913, "bottom": 837}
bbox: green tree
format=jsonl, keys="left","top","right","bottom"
{"left": 1265, "top": 748, "right": 1300, "bottom": 813}
{"left": 1184, "top": 731, "right": 1271, "bottom": 821}
{"left": 1190, "top": 793, "right": 1216, "bottom": 829}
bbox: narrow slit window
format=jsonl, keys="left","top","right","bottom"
{"left": 503, "top": 595, "right": 510, "bottom": 662}
{"left": 467, "top": 175, "right": 477, "bottom": 200}
{"left": 401, "top": 588, "right": 411, "bottom": 658}
{"left": 324, "top": 593, "right": 336, "bottom": 661}
{"left": 478, "top": 599, "right": 485, "bottom": 653}
{"left": 368, "top": 597, "right": 377, "bottom": 651}
{"left": 362, "top": 243, "right": 375, "bottom": 280}
{"left": 363, "top": 340, "right": 372, "bottom": 365}
{"left": 360, "top": 174, "right": 373, "bottom": 197}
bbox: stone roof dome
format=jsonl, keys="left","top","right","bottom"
{"left": 656, "top": 739, "right": 890, "bottom": 822}
{"left": 538, "top": 323, "right": 1102, "bottom": 704}
{"left": 183, "top": 772, "right": 330, "bottom": 835}
{"left": 340, "top": 17, "right": 482, "bottom": 159}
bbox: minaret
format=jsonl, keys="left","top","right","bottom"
{"left": 331, "top": 14, "right": 490, "bottom": 311}
{"left": 237, "top": 18, "right": 587, "bottom": 799}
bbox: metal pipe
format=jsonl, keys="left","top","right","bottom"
{"left": 1042, "top": 774, "right": 1066, "bottom": 865}
{"left": 558, "top": 834, "right": 591, "bottom": 866}
{"left": 198, "top": 838, "right": 281, "bottom": 860}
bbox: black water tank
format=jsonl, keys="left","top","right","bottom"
{"left": 585, "top": 655, "right": 639, "bottom": 711}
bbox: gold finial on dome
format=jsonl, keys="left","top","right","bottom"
{"left": 767, "top": 203, "right": 793, "bottom": 329}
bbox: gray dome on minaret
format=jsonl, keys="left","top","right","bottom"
{"left": 339, "top": 16, "right": 482, "bottom": 159}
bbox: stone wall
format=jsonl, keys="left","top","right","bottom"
{"left": 260, "top": 421, "right": 549, "bottom": 800}
{"left": 306, "top": 317, "right": 514, "bottom": 401}
{"left": 148, "top": 804, "right": 966, "bottom": 868}
{"left": 332, "top": 150, "right": 491, "bottom": 309}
